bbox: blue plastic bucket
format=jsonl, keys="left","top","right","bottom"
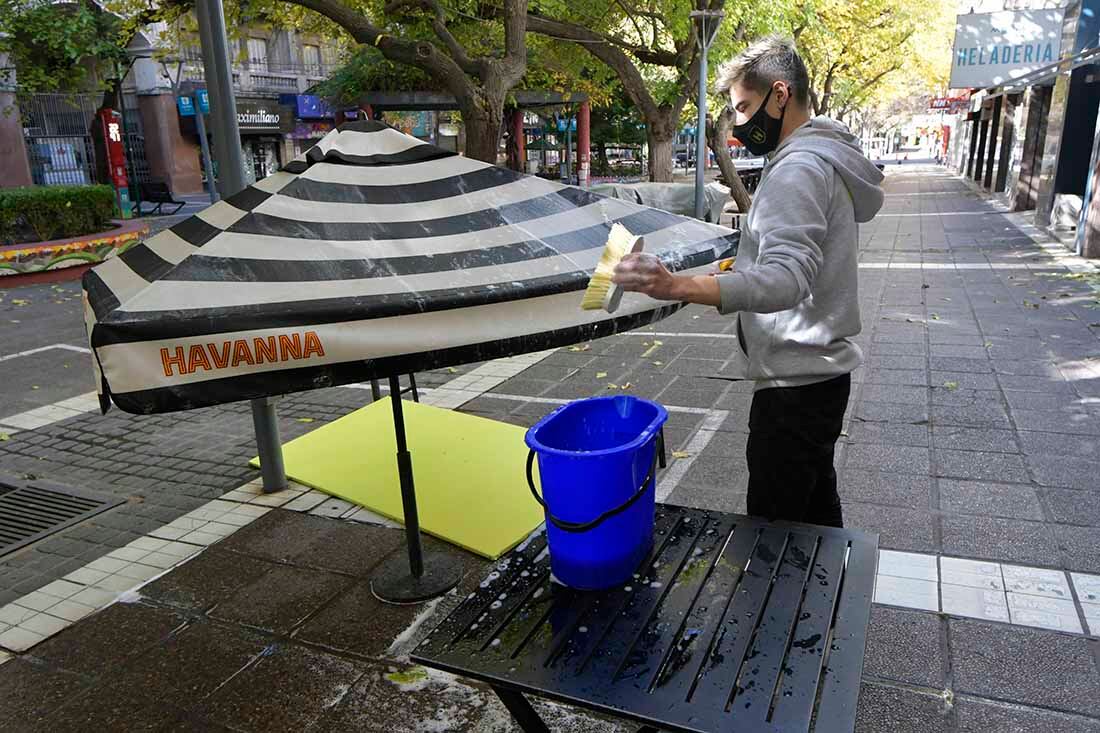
{"left": 524, "top": 395, "right": 668, "bottom": 590}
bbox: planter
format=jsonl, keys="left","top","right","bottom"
{"left": 0, "top": 220, "right": 149, "bottom": 280}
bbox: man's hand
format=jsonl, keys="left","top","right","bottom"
{"left": 612, "top": 253, "right": 680, "bottom": 301}
{"left": 612, "top": 252, "right": 723, "bottom": 308}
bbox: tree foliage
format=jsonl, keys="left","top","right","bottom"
{"left": 0, "top": 0, "right": 131, "bottom": 99}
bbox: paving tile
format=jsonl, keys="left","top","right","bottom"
{"left": 845, "top": 421, "right": 929, "bottom": 447}
{"left": 873, "top": 575, "right": 938, "bottom": 611}
{"left": 89, "top": 573, "right": 138, "bottom": 593}
{"left": 1010, "top": 408, "right": 1100, "bottom": 435}
{"left": 1053, "top": 525, "right": 1100, "bottom": 573}
{"left": 929, "top": 426, "right": 1019, "bottom": 453}
{"left": 1028, "top": 454, "right": 1100, "bottom": 490}
{"left": 837, "top": 469, "right": 931, "bottom": 509}
{"left": 13, "top": 591, "right": 58, "bottom": 613}
{"left": 310, "top": 497, "right": 357, "bottom": 519}
{"left": 0, "top": 625, "right": 46, "bottom": 651}
{"left": 35, "top": 579, "right": 85, "bottom": 601}
{"left": 317, "top": 663, "right": 493, "bottom": 733}
{"left": 19, "top": 611, "right": 70, "bottom": 639}
{"left": 942, "top": 515, "right": 1058, "bottom": 567}
{"left": 934, "top": 449, "right": 1030, "bottom": 483}
{"left": 931, "top": 402, "right": 1012, "bottom": 428}
{"left": 863, "top": 606, "right": 944, "bottom": 687}
{"left": 854, "top": 682, "right": 951, "bottom": 733}
{"left": 1083, "top": 604, "right": 1100, "bottom": 635}
{"left": 845, "top": 444, "right": 930, "bottom": 475}
{"left": 1070, "top": 572, "right": 1100, "bottom": 604}
{"left": 0, "top": 658, "right": 95, "bottom": 729}
{"left": 941, "top": 584, "right": 1010, "bottom": 622}
{"left": 0, "top": 602, "right": 38, "bottom": 627}
{"left": 877, "top": 550, "right": 938, "bottom": 582}
{"left": 217, "top": 510, "right": 404, "bottom": 577}
{"left": 203, "top": 641, "right": 366, "bottom": 731}
{"left": 844, "top": 503, "right": 937, "bottom": 553}
{"left": 1000, "top": 564, "right": 1071, "bottom": 600}
{"left": 1006, "top": 593, "right": 1083, "bottom": 633}
{"left": 122, "top": 618, "right": 268, "bottom": 706}
{"left": 142, "top": 549, "right": 274, "bottom": 611}
{"left": 938, "top": 480, "right": 1043, "bottom": 520}
{"left": 67, "top": 586, "right": 118, "bottom": 610}
{"left": 956, "top": 698, "right": 1100, "bottom": 733}
{"left": 940, "top": 557, "right": 1004, "bottom": 591}
{"left": 951, "top": 619, "right": 1100, "bottom": 716}
{"left": 210, "top": 563, "right": 352, "bottom": 634}
{"left": 45, "top": 598, "right": 97, "bottom": 623}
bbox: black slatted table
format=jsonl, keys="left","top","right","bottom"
{"left": 411, "top": 504, "right": 879, "bottom": 733}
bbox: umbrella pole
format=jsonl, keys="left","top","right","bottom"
{"left": 370, "top": 375, "right": 463, "bottom": 604}
{"left": 251, "top": 397, "right": 288, "bottom": 493}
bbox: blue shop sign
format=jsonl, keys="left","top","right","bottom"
{"left": 279, "top": 94, "right": 333, "bottom": 119}
{"left": 196, "top": 89, "right": 210, "bottom": 114}
{"left": 177, "top": 96, "right": 195, "bottom": 117}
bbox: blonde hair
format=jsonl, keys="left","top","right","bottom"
{"left": 713, "top": 35, "right": 810, "bottom": 107}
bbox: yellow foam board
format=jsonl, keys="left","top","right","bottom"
{"left": 251, "top": 399, "right": 544, "bottom": 559}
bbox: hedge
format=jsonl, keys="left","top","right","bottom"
{"left": 0, "top": 185, "right": 117, "bottom": 245}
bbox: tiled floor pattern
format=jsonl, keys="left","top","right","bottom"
{"left": 875, "top": 548, "right": 1100, "bottom": 636}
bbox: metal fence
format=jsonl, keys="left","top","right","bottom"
{"left": 21, "top": 93, "right": 152, "bottom": 190}
{"left": 21, "top": 94, "right": 100, "bottom": 186}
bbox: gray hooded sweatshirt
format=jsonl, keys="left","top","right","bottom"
{"left": 717, "top": 116, "right": 884, "bottom": 390}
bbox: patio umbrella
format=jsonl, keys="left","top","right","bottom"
{"left": 81, "top": 120, "right": 739, "bottom": 599}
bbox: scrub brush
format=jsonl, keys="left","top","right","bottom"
{"left": 580, "top": 223, "right": 645, "bottom": 313}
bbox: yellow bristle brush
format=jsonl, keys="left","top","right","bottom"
{"left": 580, "top": 223, "right": 645, "bottom": 313}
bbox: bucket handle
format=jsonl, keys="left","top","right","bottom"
{"left": 525, "top": 446, "right": 659, "bottom": 534}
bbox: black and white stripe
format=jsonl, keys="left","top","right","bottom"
{"left": 83, "top": 122, "right": 738, "bottom": 414}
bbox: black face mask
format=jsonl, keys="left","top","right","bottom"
{"left": 731, "top": 86, "right": 787, "bottom": 156}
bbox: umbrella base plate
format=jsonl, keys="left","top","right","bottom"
{"left": 370, "top": 549, "right": 464, "bottom": 604}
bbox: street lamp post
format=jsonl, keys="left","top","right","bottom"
{"left": 196, "top": 0, "right": 287, "bottom": 494}
{"left": 690, "top": 8, "right": 724, "bottom": 221}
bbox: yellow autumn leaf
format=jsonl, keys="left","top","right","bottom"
{"left": 296, "top": 417, "right": 316, "bottom": 423}
{"left": 671, "top": 450, "right": 691, "bottom": 459}
{"left": 595, "top": 371, "right": 607, "bottom": 379}
{"left": 568, "top": 344, "right": 591, "bottom": 352}
{"left": 0, "top": 434, "right": 9, "bottom": 441}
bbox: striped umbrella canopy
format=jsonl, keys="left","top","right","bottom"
{"left": 83, "top": 121, "right": 738, "bottom": 415}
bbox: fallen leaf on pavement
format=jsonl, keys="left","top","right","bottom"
{"left": 447, "top": 367, "right": 458, "bottom": 373}
{"left": 943, "top": 381, "right": 959, "bottom": 391}
{"left": 296, "top": 417, "right": 316, "bottom": 423}
{"left": 568, "top": 344, "right": 591, "bottom": 352}
{"left": 31, "top": 386, "right": 39, "bottom": 390}
{"left": 606, "top": 383, "right": 618, "bottom": 390}
{"left": 653, "top": 361, "right": 663, "bottom": 366}
{"left": 930, "top": 313, "right": 940, "bottom": 320}
{"left": 671, "top": 450, "right": 691, "bottom": 459}
{"left": 0, "top": 434, "right": 9, "bottom": 442}
{"left": 11, "top": 299, "right": 27, "bottom": 306}
{"left": 595, "top": 371, "right": 608, "bottom": 379}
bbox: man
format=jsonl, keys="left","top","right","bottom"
{"left": 612, "top": 36, "right": 884, "bottom": 528}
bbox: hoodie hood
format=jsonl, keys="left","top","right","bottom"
{"left": 769, "top": 116, "right": 884, "bottom": 223}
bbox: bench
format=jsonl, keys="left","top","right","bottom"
{"left": 413, "top": 504, "right": 878, "bottom": 733}
{"left": 136, "top": 180, "right": 186, "bottom": 216}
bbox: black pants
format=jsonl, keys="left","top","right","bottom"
{"left": 745, "top": 373, "right": 850, "bottom": 528}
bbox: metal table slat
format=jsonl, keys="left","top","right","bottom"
{"left": 612, "top": 515, "right": 738, "bottom": 688}
{"left": 505, "top": 509, "right": 683, "bottom": 676}
{"left": 649, "top": 522, "right": 761, "bottom": 700}
{"left": 770, "top": 535, "right": 850, "bottom": 729}
{"left": 548, "top": 511, "right": 706, "bottom": 682}
{"left": 730, "top": 531, "right": 819, "bottom": 718}
{"left": 412, "top": 505, "right": 878, "bottom": 733}
{"left": 806, "top": 533, "right": 879, "bottom": 729}
{"left": 687, "top": 526, "right": 791, "bottom": 710}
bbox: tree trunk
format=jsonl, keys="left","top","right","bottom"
{"left": 705, "top": 111, "right": 752, "bottom": 214}
{"left": 461, "top": 97, "right": 504, "bottom": 164}
{"left": 646, "top": 110, "right": 678, "bottom": 183}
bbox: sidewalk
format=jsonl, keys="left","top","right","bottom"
{"left": 0, "top": 164, "right": 1099, "bottom": 731}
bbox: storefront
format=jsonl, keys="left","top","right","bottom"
{"left": 279, "top": 94, "right": 336, "bottom": 156}
{"left": 236, "top": 98, "right": 295, "bottom": 185}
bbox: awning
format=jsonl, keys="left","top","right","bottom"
{"left": 83, "top": 121, "right": 738, "bottom": 415}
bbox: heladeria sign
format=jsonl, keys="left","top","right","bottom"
{"left": 949, "top": 9, "right": 1065, "bottom": 89}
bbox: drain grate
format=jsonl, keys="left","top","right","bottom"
{"left": 0, "top": 475, "right": 123, "bottom": 558}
